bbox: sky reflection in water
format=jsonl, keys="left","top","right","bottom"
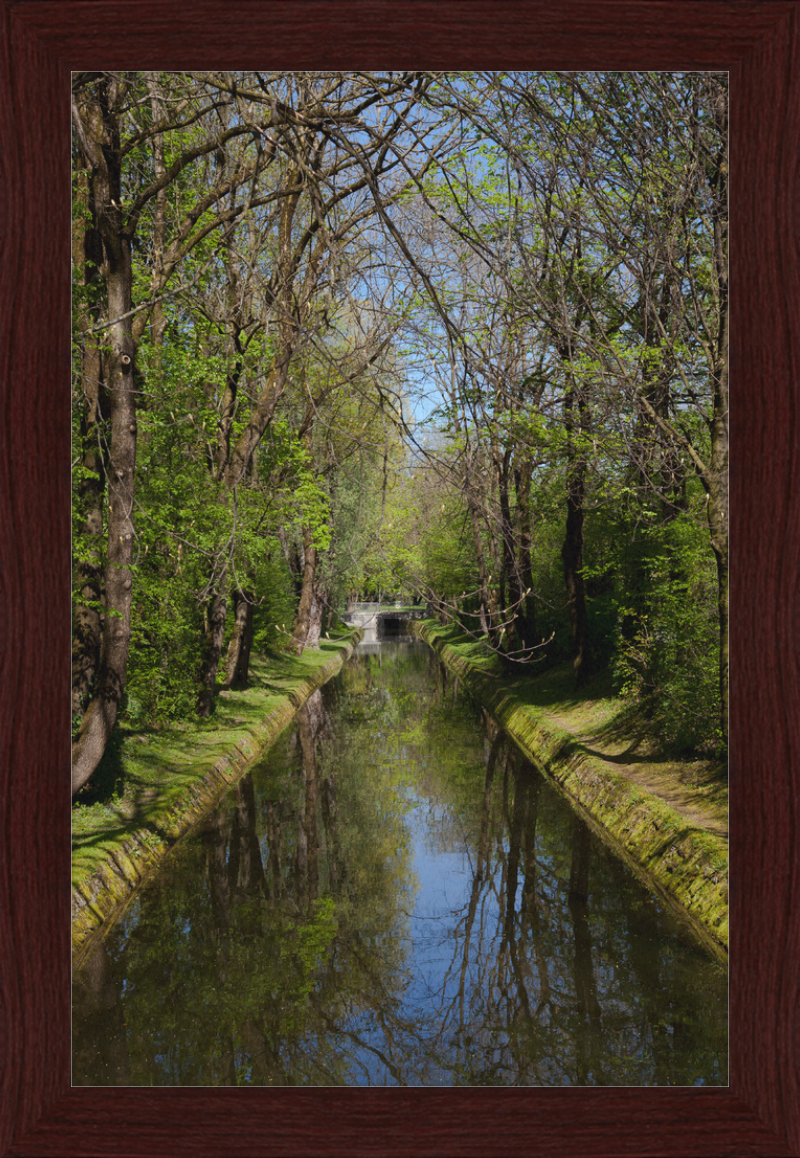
{"left": 73, "top": 641, "right": 727, "bottom": 1087}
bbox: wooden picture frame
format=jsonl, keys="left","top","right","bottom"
{"left": 1, "top": 2, "right": 798, "bottom": 1153}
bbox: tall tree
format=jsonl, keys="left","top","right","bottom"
{"left": 70, "top": 74, "right": 138, "bottom": 791}
{"left": 71, "top": 70, "right": 289, "bottom": 790}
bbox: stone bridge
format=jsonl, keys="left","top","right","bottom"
{"left": 341, "top": 603, "right": 426, "bottom": 651}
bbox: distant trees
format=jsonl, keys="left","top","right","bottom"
{"left": 71, "top": 70, "right": 728, "bottom": 799}
{"left": 71, "top": 70, "right": 288, "bottom": 789}
{"left": 71, "top": 71, "right": 437, "bottom": 792}
{"left": 367, "top": 71, "right": 729, "bottom": 748}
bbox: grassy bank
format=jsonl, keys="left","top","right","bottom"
{"left": 72, "top": 633, "right": 360, "bottom": 965}
{"left": 415, "top": 621, "right": 728, "bottom": 961}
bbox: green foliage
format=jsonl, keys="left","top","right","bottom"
{"left": 607, "top": 507, "right": 721, "bottom": 752}
{"left": 260, "top": 420, "right": 332, "bottom": 551}
{"left": 71, "top": 70, "right": 727, "bottom": 761}
{"left": 123, "top": 572, "right": 206, "bottom": 726}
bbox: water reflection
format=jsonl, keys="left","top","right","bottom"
{"left": 73, "top": 642, "right": 727, "bottom": 1086}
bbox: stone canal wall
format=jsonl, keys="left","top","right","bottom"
{"left": 72, "top": 634, "right": 361, "bottom": 966}
{"left": 416, "top": 622, "right": 728, "bottom": 961}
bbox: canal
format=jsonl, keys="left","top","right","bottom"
{"left": 72, "top": 640, "right": 728, "bottom": 1086}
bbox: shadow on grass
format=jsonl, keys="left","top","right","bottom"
{"left": 72, "top": 822, "right": 134, "bottom": 852}
{"left": 580, "top": 742, "right": 653, "bottom": 765}
{"left": 72, "top": 724, "right": 158, "bottom": 809}
{"left": 73, "top": 636, "right": 358, "bottom": 814}
{"left": 509, "top": 663, "right": 617, "bottom": 710}
{"left": 72, "top": 783, "right": 175, "bottom": 858}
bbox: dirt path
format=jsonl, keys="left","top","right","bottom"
{"left": 544, "top": 708, "right": 728, "bottom": 839}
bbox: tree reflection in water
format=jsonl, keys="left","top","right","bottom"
{"left": 73, "top": 642, "right": 727, "bottom": 1086}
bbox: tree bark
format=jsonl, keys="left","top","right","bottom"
{"left": 197, "top": 574, "right": 229, "bottom": 717}
{"left": 291, "top": 527, "right": 317, "bottom": 654}
{"left": 707, "top": 267, "right": 729, "bottom": 748}
{"left": 514, "top": 454, "right": 537, "bottom": 647}
{"left": 465, "top": 488, "right": 493, "bottom": 638}
{"left": 144, "top": 73, "right": 169, "bottom": 362}
{"left": 71, "top": 163, "right": 107, "bottom": 722}
{"left": 497, "top": 447, "right": 524, "bottom": 653}
{"left": 224, "top": 589, "right": 255, "bottom": 689}
{"left": 305, "top": 575, "right": 328, "bottom": 649}
{"left": 72, "top": 76, "right": 138, "bottom": 795}
{"left": 221, "top": 166, "right": 304, "bottom": 490}
{"left": 561, "top": 383, "right": 592, "bottom": 688}
{"left": 708, "top": 73, "right": 729, "bottom": 748}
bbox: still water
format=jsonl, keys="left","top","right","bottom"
{"left": 73, "top": 641, "right": 727, "bottom": 1086}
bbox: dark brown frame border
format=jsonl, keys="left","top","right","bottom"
{"left": 1, "top": 3, "right": 798, "bottom": 1154}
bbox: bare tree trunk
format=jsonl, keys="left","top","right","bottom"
{"left": 708, "top": 300, "right": 729, "bottom": 746}
{"left": 515, "top": 455, "right": 537, "bottom": 647}
{"left": 72, "top": 77, "right": 138, "bottom": 795}
{"left": 144, "top": 73, "right": 168, "bottom": 362}
{"left": 561, "top": 383, "right": 592, "bottom": 688}
{"left": 498, "top": 447, "right": 524, "bottom": 653}
{"left": 305, "top": 577, "right": 328, "bottom": 649}
{"left": 224, "top": 589, "right": 255, "bottom": 689}
{"left": 71, "top": 165, "right": 107, "bottom": 722}
{"left": 197, "top": 572, "right": 229, "bottom": 717}
{"left": 71, "top": 446, "right": 105, "bottom": 722}
{"left": 221, "top": 166, "right": 305, "bottom": 492}
{"left": 708, "top": 73, "right": 729, "bottom": 748}
{"left": 465, "top": 489, "right": 493, "bottom": 636}
{"left": 291, "top": 527, "right": 317, "bottom": 654}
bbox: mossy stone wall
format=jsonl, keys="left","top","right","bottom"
{"left": 72, "top": 636, "right": 360, "bottom": 965}
{"left": 417, "top": 623, "right": 727, "bottom": 962}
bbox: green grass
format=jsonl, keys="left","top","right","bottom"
{"left": 417, "top": 619, "right": 727, "bottom": 826}
{"left": 417, "top": 619, "right": 728, "bottom": 958}
{"left": 72, "top": 635, "right": 358, "bottom": 895}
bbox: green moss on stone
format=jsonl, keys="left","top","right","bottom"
{"left": 416, "top": 620, "right": 727, "bottom": 961}
{"left": 72, "top": 633, "right": 361, "bottom": 966}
